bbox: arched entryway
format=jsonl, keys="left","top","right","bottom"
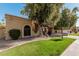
{"left": 24, "top": 25, "right": 31, "bottom": 36}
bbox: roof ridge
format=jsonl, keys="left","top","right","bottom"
{"left": 5, "top": 14, "right": 27, "bottom": 20}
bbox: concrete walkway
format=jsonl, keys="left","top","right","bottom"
{"left": 61, "top": 36, "right": 79, "bottom": 56}
{"left": 0, "top": 37, "right": 51, "bottom": 52}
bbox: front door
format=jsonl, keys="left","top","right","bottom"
{"left": 24, "top": 25, "right": 31, "bottom": 36}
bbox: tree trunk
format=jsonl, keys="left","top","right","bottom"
{"left": 39, "top": 25, "right": 44, "bottom": 37}
{"left": 52, "top": 21, "right": 54, "bottom": 36}
{"left": 61, "top": 27, "right": 63, "bottom": 39}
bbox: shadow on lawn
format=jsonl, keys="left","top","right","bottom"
{"left": 50, "top": 38, "right": 63, "bottom": 41}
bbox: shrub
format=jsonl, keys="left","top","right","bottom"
{"left": 9, "top": 29, "right": 21, "bottom": 40}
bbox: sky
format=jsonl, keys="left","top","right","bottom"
{"left": 0, "top": 3, "right": 26, "bottom": 23}
{"left": 0, "top": 3, "right": 79, "bottom": 26}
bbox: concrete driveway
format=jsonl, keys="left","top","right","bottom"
{"left": 61, "top": 36, "right": 79, "bottom": 56}
{"left": 0, "top": 38, "right": 34, "bottom": 52}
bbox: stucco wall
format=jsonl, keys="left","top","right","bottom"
{"left": 0, "top": 29, "right": 5, "bottom": 39}
{"left": 5, "top": 14, "right": 39, "bottom": 40}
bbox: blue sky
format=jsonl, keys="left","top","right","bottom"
{"left": 0, "top": 3, "right": 26, "bottom": 23}
{"left": 0, "top": 3, "right": 79, "bottom": 26}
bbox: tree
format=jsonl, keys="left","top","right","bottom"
{"left": 54, "top": 7, "right": 79, "bottom": 39}
{"left": 54, "top": 8, "right": 70, "bottom": 39}
{"left": 46, "top": 4, "right": 64, "bottom": 34}
{"left": 69, "top": 7, "right": 79, "bottom": 28}
{"left": 21, "top": 4, "right": 50, "bottom": 36}
{"left": 21, "top": 3, "right": 64, "bottom": 36}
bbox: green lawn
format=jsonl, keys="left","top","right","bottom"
{"left": 69, "top": 33, "right": 79, "bottom": 36}
{"left": 0, "top": 38, "right": 75, "bottom": 56}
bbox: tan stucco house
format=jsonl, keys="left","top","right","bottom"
{"left": 0, "top": 14, "right": 40, "bottom": 40}
{"left": 0, "top": 14, "right": 72, "bottom": 40}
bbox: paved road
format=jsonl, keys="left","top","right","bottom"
{"left": 61, "top": 36, "right": 79, "bottom": 56}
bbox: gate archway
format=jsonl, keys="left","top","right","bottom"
{"left": 24, "top": 25, "right": 31, "bottom": 36}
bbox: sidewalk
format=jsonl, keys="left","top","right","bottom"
{"left": 61, "top": 36, "right": 79, "bottom": 56}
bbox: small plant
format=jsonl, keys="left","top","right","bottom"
{"left": 9, "top": 29, "right": 21, "bottom": 40}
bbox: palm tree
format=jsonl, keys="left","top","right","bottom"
{"left": 69, "top": 7, "right": 79, "bottom": 28}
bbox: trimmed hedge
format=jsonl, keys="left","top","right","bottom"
{"left": 9, "top": 29, "right": 21, "bottom": 40}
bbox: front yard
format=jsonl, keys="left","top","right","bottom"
{"left": 0, "top": 38, "right": 75, "bottom": 56}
